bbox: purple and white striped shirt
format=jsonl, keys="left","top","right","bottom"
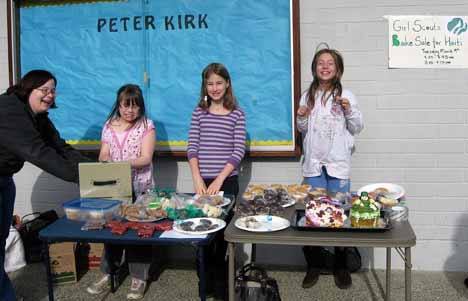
{"left": 187, "top": 107, "right": 246, "bottom": 179}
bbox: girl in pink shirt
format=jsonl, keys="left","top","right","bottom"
{"left": 87, "top": 84, "right": 155, "bottom": 300}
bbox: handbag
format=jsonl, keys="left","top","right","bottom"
{"left": 235, "top": 263, "right": 281, "bottom": 301}
{"left": 16, "top": 210, "right": 58, "bottom": 263}
{"left": 5, "top": 226, "right": 26, "bottom": 272}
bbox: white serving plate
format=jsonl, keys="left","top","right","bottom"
{"left": 357, "top": 183, "right": 405, "bottom": 200}
{"left": 173, "top": 217, "right": 226, "bottom": 235}
{"left": 235, "top": 215, "right": 290, "bottom": 232}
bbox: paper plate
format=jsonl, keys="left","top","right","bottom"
{"left": 173, "top": 218, "right": 226, "bottom": 235}
{"left": 357, "top": 183, "right": 405, "bottom": 200}
{"left": 235, "top": 215, "right": 290, "bottom": 232}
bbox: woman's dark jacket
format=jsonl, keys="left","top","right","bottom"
{"left": 0, "top": 93, "right": 89, "bottom": 182}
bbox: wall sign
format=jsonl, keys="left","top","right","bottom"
{"left": 387, "top": 15, "right": 468, "bottom": 68}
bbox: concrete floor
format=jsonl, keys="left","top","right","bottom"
{"left": 9, "top": 263, "right": 468, "bottom": 301}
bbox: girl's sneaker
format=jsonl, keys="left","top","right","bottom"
{"left": 127, "top": 278, "right": 146, "bottom": 300}
{"left": 86, "top": 275, "right": 111, "bottom": 295}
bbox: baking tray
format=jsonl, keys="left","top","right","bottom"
{"left": 292, "top": 209, "right": 392, "bottom": 232}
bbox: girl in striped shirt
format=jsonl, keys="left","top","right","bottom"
{"left": 188, "top": 63, "right": 246, "bottom": 198}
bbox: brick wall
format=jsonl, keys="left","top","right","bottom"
{"left": 2, "top": 0, "right": 468, "bottom": 271}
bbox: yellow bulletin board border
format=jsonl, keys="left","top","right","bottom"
{"left": 68, "top": 140, "right": 294, "bottom": 147}
{"left": 68, "top": 140, "right": 296, "bottom": 155}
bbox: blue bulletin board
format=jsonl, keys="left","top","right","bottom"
{"left": 19, "top": 0, "right": 300, "bottom": 154}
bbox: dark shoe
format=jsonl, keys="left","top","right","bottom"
{"left": 464, "top": 277, "right": 468, "bottom": 288}
{"left": 302, "top": 268, "right": 320, "bottom": 288}
{"left": 334, "top": 269, "right": 352, "bottom": 289}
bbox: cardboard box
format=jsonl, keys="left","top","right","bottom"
{"left": 79, "top": 162, "right": 132, "bottom": 203}
{"left": 87, "top": 243, "right": 104, "bottom": 269}
{"left": 49, "top": 242, "right": 78, "bottom": 285}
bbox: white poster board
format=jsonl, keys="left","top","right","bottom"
{"left": 387, "top": 16, "right": 468, "bottom": 68}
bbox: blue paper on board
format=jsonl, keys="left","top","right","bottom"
{"left": 20, "top": 0, "right": 293, "bottom": 150}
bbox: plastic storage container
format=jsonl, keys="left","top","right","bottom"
{"left": 63, "top": 198, "right": 121, "bottom": 221}
{"left": 386, "top": 205, "right": 409, "bottom": 222}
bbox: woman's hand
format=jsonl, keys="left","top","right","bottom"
{"left": 336, "top": 96, "right": 351, "bottom": 114}
{"left": 193, "top": 176, "right": 207, "bottom": 195}
{"left": 297, "top": 105, "right": 310, "bottom": 117}
{"left": 207, "top": 178, "right": 224, "bottom": 195}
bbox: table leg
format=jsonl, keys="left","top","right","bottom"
{"left": 105, "top": 245, "right": 116, "bottom": 293}
{"left": 43, "top": 242, "right": 54, "bottom": 301}
{"left": 405, "top": 247, "right": 412, "bottom": 301}
{"left": 196, "top": 246, "right": 206, "bottom": 301}
{"left": 386, "top": 247, "right": 391, "bottom": 301}
{"left": 228, "top": 242, "right": 235, "bottom": 301}
{"left": 251, "top": 243, "right": 256, "bottom": 263}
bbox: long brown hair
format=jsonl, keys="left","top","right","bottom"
{"left": 106, "top": 84, "right": 147, "bottom": 128}
{"left": 197, "top": 63, "right": 237, "bottom": 111}
{"left": 306, "top": 48, "right": 344, "bottom": 109}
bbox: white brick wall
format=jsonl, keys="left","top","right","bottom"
{"left": 2, "top": 0, "right": 468, "bottom": 272}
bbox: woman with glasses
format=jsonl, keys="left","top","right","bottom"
{"left": 0, "top": 69, "right": 90, "bottom": 301}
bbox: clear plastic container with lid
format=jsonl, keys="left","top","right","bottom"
{"left": 63, "top": 198, "right": 122, "bottom": 221}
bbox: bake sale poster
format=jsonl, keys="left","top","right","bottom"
{"left": 387, "top": 16, "right": 468, "bottom": 68}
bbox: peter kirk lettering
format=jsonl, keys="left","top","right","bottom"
{"left": 97, "top": 14, "right": 209, "bottom": 32}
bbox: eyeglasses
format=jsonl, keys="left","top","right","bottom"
{"left": 35, "top": 87, "right": 57, "bottom": 96}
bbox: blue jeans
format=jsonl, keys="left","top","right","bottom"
{"left": 304, "top": 167, "right": 350, "bottom": 193}
{"left": 0, "top": 176, "right": 17, "bottom": 301}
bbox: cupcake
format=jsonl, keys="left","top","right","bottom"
{"left": 350, "top": 192, "right": 380, "bottom": 228}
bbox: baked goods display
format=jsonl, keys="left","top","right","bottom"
{"left": 287, "top": 184, "right": 311, "bottom": 203}
{"left": 365, "top": 188, "right": 398, "bottom": 208}
{"left": 307, "top": 188, "right": 328, "bottom": 199}
{"left": 173, "top": 218, "right": 226, "bottom": 235}
{"left": 178, "top": 218, "right": 220, "bottom": 232}
{"left": 236, "top": 216, "right": 262, "bottom": 229}
{"left": 357, "top": 183, "right": 404, "bottom": 206}
{"left": 236, "top": 195, "right": 285, "bottom": 217}
{"left": 201, "top": 204, "right": 223, "bottom": 218}
{"left": 350, "top": 192, "right": 381, "bottom": 228}
{"left": 122, "top": 203, "right": 167, "bottom": 222}
{"left": 122, "top": 192, "right": 228, "bottom": 221}
{"left": 242, "top": 184, "right": 302, "bottom": 206}
{"left": 304, "top": 196, "right": 346, "bottom": 228}
{"left": 378, "top": 196, "right": 399, "bottom": 207}
{"left": 194, "top": 194, "right": 225, "bottom": 206}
